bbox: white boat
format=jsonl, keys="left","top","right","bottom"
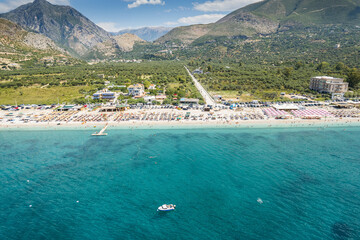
{"left": 92, "top": 125, "right": 108, "bottom": 136}
{"left": 157, "top": 204, "right": 176, "bottom": 211}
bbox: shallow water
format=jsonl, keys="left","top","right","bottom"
{"left": 1, "top": 127, "right": 360, "bottom": 239}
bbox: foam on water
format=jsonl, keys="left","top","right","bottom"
{"left": 1, "top": 127, "right": 360, "bottom": 239}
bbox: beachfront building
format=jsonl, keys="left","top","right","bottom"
{"left": 99, "top": 105, "right": 126, "bottom": 112}
{"left": 272, "top": 104, "right": 300, "bottom": 111}
{"left": 144, "top": 96, "right": 156, "bottom": 103}
{"left": 57, "top": 105, "right": 82, "bottom": 111}
{"left": 128, "top": 84, "right": 145, "bottom": 97}
{"left": 148, "top": 84, "right": 156, "bottom": 90}
{"left": 310, "top": 76, "right": 348, "bottom": 94}
{"left": 156, "top": 95, "right": 167, "bottom": 101}
{"left": 92, "top": 93, "right": 101, "bottom": 100}
{"left": 101, "top": 92, "right": 116, "bottom": 100}
{"left": 92, "top": 90, "right": 116, "bottom": 101}
{"left": 213, "top": 95, "right": 222, "bottom": 101}
{"left": 180, "top": 98, "right": 199, "bottom": 105}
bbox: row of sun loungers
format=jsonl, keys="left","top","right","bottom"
{"left": 291, "top": 109, "right": 333, "bottom": 118}
{"left": 113, "top": 112, "right": 183, "bottom": 121}
{"left": 263, "top": 108, "right": 333, "bottom": 118}
{"left": 328, "top": 109, "right": 360, "bottom": 118}
{"left": 8, "top": 107, "right": 360, "bottom": 124}
{"left": 263, "top": 108, "right": 291, "bottom": 117}
{"left": 71, "top": 113, "right": 113, "bottom": 122}
{"left": 37, "top": 112, "right": 114, "bottom": 122}
{"left": 111, "top": 112, "right": 265, "bottom": 122}
{"left": 38, "top": 112, "right": 77, "bottom": 122}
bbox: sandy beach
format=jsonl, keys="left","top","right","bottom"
{"left": 1, "top": 107, "right": 360, "bottom": 130}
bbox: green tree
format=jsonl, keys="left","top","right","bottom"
{"left": 295, "top": 61, "right": 304, "bottom": 70}
{"left": 263, "top": 92, "right": 278, "bottom": 99}
{"left": 163, "top": 98, "right": 172, "bottom": 105}
{"left": 282, "top": 67, "right": 293, "bottom": 78}
{"left": 347, "top": 70, "right": 360, "bottom": 89}
{"left": 144, "top": 80, "right": 151, "bottom": 89}
{"left": 335, "top": 62, "right": 346, "bottom": 71}
{"left": 317, "top": 62, "right": 330, "bottom": 71}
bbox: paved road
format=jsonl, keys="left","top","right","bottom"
{"left": 184, "top": 66, "right": 216, "bottom": 106}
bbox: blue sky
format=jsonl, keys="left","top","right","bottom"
{"left": 0, "top": 0, "right": 261, "bottom": 31}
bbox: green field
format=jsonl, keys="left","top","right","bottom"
{"left": 1, "top": 58, "right": 359, "bottom": 105}
{"left": 0, "top": 61, "right": 204, "bottom": 105}
{"left": 0, "top": 86, "right": 97, "bottom": 105}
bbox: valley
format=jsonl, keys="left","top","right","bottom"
{"left": 1, "top": 2, "right": 360, "bottom": 240}
{"left": 0, "top": 0, "right": 360, "bottom": 105}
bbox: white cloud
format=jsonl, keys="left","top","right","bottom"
{"left": 194, "top": 0, "right": 261, "bottom": 12}
{"left": 165, "top": 14, "right": 225, "bottom": 26}
{"left": 0, "top": 0, "right": 70, "bottom": 13}
{"left": 127, "top": 0, "right": 165, "bottom": 9}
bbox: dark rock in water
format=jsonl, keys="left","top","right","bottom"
{"left": 332, "top": 222, "right": 354, "bottom": 239}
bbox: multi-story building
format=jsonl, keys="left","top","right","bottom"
{"left": 128, "top": 84, "right": 145, "bottom": 97}
{"left": 92, "top": 90, "right": 116, "bottom": 100}
{"left": 310, "top": 76, "right": 348, "bottom": 94}
{"left": 148, "top": 84, "right": 157, "bottom": 90}
{"left": 101, "top": 92, "right": 116, "bottom": 100}
{"left": 92, "top": 93, "right": 101, "bottom": 100}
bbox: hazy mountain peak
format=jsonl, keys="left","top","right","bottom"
{"left": 34, "top": 0, "right": 48, "bottom": 4}
{"left": 114, "top": 27, "right": 173, "bottom": 42}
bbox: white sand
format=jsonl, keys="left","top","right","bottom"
{"left": 1, "top": 108, "right": 360, "bottom": 130}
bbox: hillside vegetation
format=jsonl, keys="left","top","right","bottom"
{"left": 0, "top": 18, "right": 79, "bottom": 70}
{"left": 0, "top": 61, "right": 203, "bottom": 104}
{"left": 85, "top": 34, "right": 147, "bottom": 60}
{"left": 1, "top": 0, "right": 360, "bottom": 104}
{"left": 159, "top": 0, "right": 360, "bottom": 45}
{"left": 187, "top": 59, "right": 360, "bottom": 101}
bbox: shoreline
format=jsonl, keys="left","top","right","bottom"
{"left": 1, "top": 118, "right": 360, "bottom": 131}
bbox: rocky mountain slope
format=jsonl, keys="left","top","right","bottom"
{"left": 0, "top": 0, "right": 111, "bottom": 56}
{"left": 85, "top": 33, "right": 146, "bottom": 59}
{"left": 156, "top": 24, "right": 213, "bottom": 45}
{"left": 158, "top": 0, "right": 360, "bottom": 44}
{"left": 114, "top": 27, "right": 173, "bottom": 42}
{"left": 0, "top": 18, "right": 77, "bottom": 70}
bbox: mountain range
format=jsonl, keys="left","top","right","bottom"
{"left": 86, "top": 33, "right": 146, "bottom": 59}
{"left": 158, "top": 0, "right": 360, "bottom": 44}
{"left": 113, "top": 27, "right": 173, "bottom": 42}
{"left": 1, "top": 0, "right": 360, "bottom": 62}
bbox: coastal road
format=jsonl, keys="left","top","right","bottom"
{"left": 184, "top": 66, "right": 216, "bottom": 106}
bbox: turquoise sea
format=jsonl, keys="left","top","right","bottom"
{"left": 1, "top": 127, "right": 360, "bottom": 239}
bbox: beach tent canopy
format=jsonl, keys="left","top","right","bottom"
{"left": 100, "top": 106, "right": 126, "bottom": 112}
{"left": 273, "top": 104, "right": 299, "bottom": 110}
{"left": 57, "top": 105, "right": 79, "bottom": 111}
